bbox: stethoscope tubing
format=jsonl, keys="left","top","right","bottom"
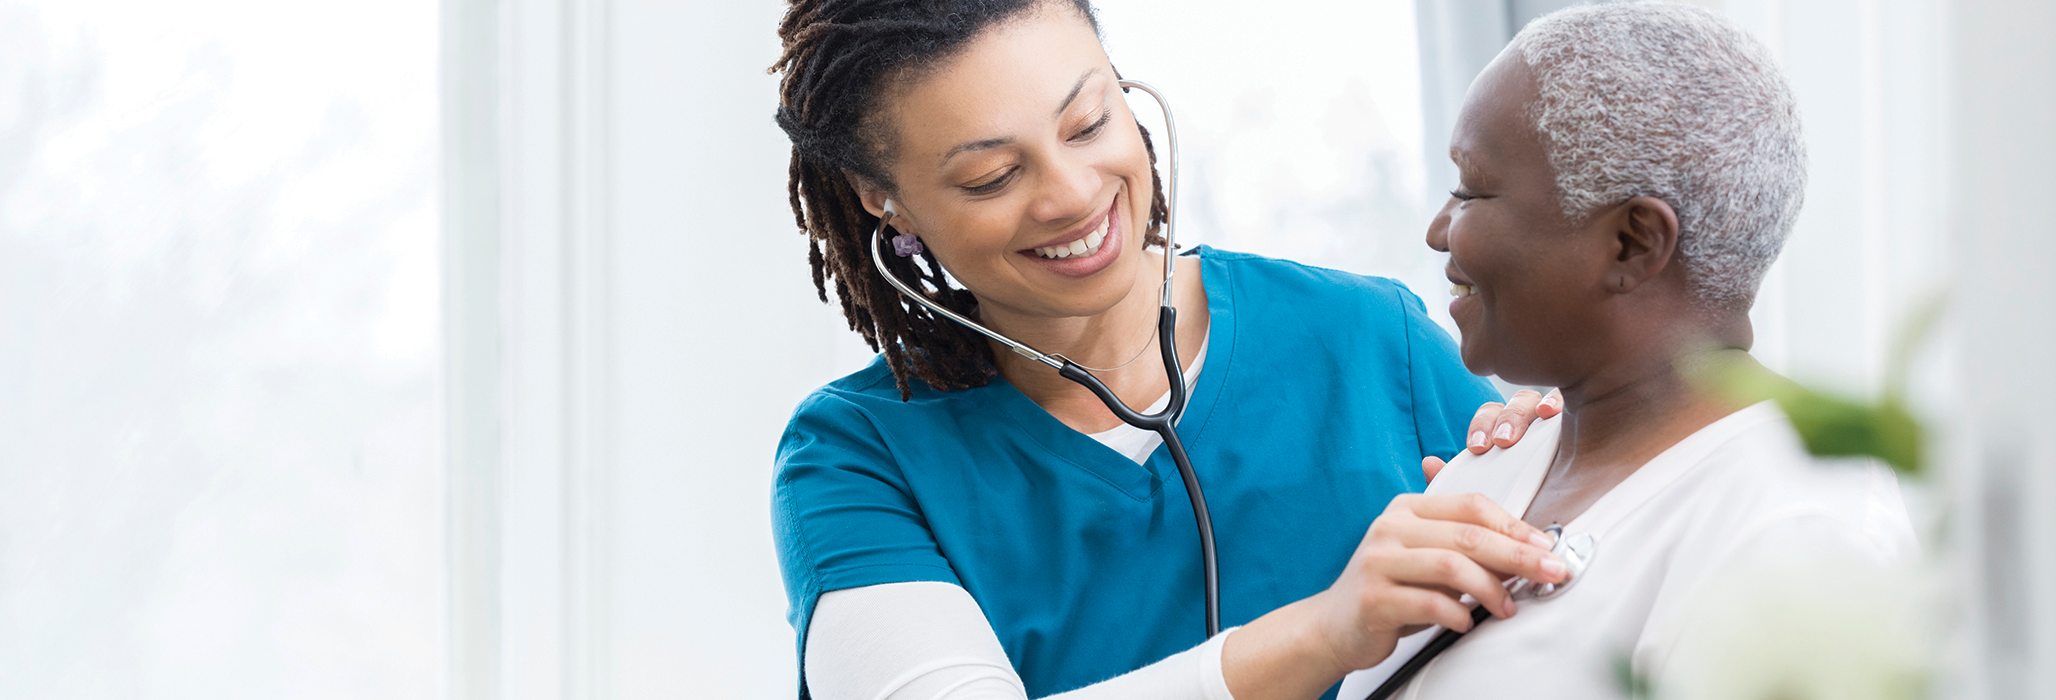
{"left": 1055, "top": 305, "right": 1218, "bottom": 637}
{"left": 1361, "top": 606, "right": 1490, "bottom": 700}
{"left": 864, "top": 80, "right": 1221, "bottom": 640}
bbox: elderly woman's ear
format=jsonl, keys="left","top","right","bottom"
{"left": 1602, "top": 195, "right": 1682, "bottom": 295}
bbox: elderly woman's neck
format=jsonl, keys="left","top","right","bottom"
{"left": 1522, "top": 343, "right": 1752, "bottom": 529}
{"left": 1554, "top": 344, "right": 1753, "bottom": 466}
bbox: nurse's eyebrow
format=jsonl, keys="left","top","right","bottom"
{"left": 941, "top": 137, "right": 1014, "bottom": 166}
{"left": 1055, "top": 68, "right": 1098, "bottom": 118}
{"left": 938, "top": 68, "right": 1102, "bottom": 167}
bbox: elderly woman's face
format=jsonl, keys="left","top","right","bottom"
{"left": 1426, "top": 53, "right": 1617, "bottom": 386}
{"left": 868, "top": 6, "right": 1158, "bottom": 322}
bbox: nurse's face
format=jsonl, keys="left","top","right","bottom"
{"left": 1425, "top": 52, "right": 1618, "bottom": 386}
{"left": 857, "top": 5, "right": 1158, "bottom": 322}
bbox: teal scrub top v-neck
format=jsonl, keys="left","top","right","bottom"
{"left": 773, "top": 247, "right": 1500, "bottom": 699}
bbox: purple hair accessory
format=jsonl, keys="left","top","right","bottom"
{"left": 892, "top": 233, "right": 925, "bottom": 257}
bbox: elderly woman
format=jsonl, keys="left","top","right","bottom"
{"left": 1332, "top": 4, "right": 1917, "bottom": 698}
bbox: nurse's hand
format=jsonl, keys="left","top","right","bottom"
{"left": 1469, "top": 388, "right": 1562, "bottom": 452}
{"left": 1316, "top": 492, "right": 1566, "bottom": 670}
{"left": 1423, "top": 388, "right": 1562, "bottom": 482}
{"left": 1219, "top": 494, "right": 1567, "bottom": 700}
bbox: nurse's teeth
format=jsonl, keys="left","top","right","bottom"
{"left": 1451, "top": 284, "right": 1476, "bottom": 298}
{"left": 1033, "top": 217, "right": 1111, "bottom": 259}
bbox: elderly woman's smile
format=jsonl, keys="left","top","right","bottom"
{"left": 1427, "top": 50, "right": 1621, "bottom": 389}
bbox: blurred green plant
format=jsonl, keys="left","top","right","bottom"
{"left": 1615, "top": 656, "right": 1655, "bottom": 700}
{"left": 1701, "top": 296, "right": 1942, "bottom": 477}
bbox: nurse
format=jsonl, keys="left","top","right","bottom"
{"left": 1336, "top": 4, "right": 1916, "bottom": 698}
{"left": 769, "top": 1, "right": 1566, "bottom": 698}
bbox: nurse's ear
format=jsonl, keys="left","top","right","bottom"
{"left": 852, "top": 178, "right": 912, "bottom": 232}
{"left": 1598, "top": 195, "right": 1682, "bottom": 296}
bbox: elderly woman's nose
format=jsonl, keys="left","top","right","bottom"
{"left": 1026, "top": 155, "right": 1103, "bottom": 223}
{"left": 1426, "top": 204, "right": 1455, "bottom": 252}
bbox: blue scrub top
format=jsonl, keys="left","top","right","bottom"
{"left": 773, "top": 247, "right": 1499, "bottom": 699}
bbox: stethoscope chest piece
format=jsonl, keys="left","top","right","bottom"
{"left": 1512, "top": 525, "right": 1598, "bottom": 601}
{"left": 1361, "top": 525, "right": 1601, "bottom": 700}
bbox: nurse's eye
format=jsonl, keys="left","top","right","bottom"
{"left": 1069, "top": 108, "right": 1113, "bottom": 142}
{"left": 962, "top": 167, "right": 1017, "bottom": 196}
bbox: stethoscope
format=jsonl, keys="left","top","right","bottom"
{"left": 866, "top": 80, "right": 1223, "bottom": 639}
{"left": 1360, "top": 524, "right": 1598, "bottom": 700}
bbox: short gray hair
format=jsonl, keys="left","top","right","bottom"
{"left": 1510, "top": 1, "right": 1805, "bottom": 312}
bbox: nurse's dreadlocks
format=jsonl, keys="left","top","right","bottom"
{"left": 770, "top": 0, "right": 1168, "bottom": 399}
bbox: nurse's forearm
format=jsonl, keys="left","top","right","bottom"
{"left": 1219, "top": 597, "right": 1358, "bottom": 700}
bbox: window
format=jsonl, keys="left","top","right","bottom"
{"left": 1, "top": 2, "right": 441, "bottom": 696}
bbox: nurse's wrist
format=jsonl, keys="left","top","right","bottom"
{"left": 1220, "top": 596, "right": 1356, "bottom": 700}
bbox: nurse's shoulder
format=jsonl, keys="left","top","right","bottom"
{"left": 778, "top": 354, "right": 982, "bottom": 465}
{"left": 1197, "top": 246, "right": 1435, "bottom": 331}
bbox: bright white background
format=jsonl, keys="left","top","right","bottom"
{"left": 0, "top": 0, "right": 442, "bottom": 697}
{"left": 5, "top": 0, "right": 2052, "bottom": 698}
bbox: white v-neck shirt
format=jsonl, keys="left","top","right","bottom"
{"left": 1085, "top": 331, "right": 1209, "bottom": 464}
{"left": 1337, "top": 402, "right": 1916, "bottom": 700}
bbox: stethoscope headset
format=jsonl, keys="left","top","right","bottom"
{"left": 868, "top": 80, "right": 1221, "bottom": 637}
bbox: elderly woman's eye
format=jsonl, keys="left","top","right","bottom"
{"left": 1449, "top": 188, "right": 1479, "bottom": 201}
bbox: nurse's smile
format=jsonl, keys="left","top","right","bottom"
{"left": 1018, "top": 197, "right": 1122, "bottom": 279}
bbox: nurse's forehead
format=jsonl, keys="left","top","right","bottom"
{"left": 929, "top": 68, "right": 1101, "bottom": 166}
{"left": 887, "top": 13, "right": 1110, "bottom": 154}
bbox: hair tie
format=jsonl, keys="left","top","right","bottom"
{"left": 892, "top": 232, "right": 924, "bottom": 257}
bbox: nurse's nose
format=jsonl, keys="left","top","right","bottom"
{"left": 1026, "top": 152, "right": 1103, "bottom": 226}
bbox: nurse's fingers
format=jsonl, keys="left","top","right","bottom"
{"left": 1385, "top": 494, "right": 1563, "bottom": 582}
{"left": 1463, "top": 402, "right": 1502, "bottom": 454}
{"left": 1421, "top": 456, "right": 1447, "bottom": 483}
{"left": 1490, "top": 390, "right": 1545, "bottom": 449}
{"left": 1367, "top": 548, "right": 1518, "bottom": 620}
{"left": 1397, "top": 493, "right": 1549, "bottom": 545}
{"left": 1391, "top": 517, "right": 1565, "bottom": 585}
{"left": 1537, "top": 388, "right": 1564, "bottom": 418}
{"left": 1362, "top": 583, "right": 1481, "bottom": 633}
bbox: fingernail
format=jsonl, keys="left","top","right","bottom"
{"left": 1502, "top": 597, "right": 1519, "bottom": 617}
{"left": 1526, "top": 532, "right": 1553, "bottom": 550}
{"left": 1493, "top": 423, "right": 1514, "bottom": 442}
{"left": 1540, "top": 556, "right": 1567, "bottom": 578}
{"left": 1469, "top": 431, "right": 1488, "bottom": 449}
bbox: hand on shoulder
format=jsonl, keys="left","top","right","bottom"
{"left": 1425, "top": 389, "right": 1563, "bottom": 482}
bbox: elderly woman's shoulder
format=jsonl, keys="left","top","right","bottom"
{"left": 1684, "top": 403, "right": 1919, "bottom": 565}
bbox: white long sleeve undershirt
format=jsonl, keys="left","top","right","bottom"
{"left": 804, "top": 581, "right": 1237, "bottom": 700}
